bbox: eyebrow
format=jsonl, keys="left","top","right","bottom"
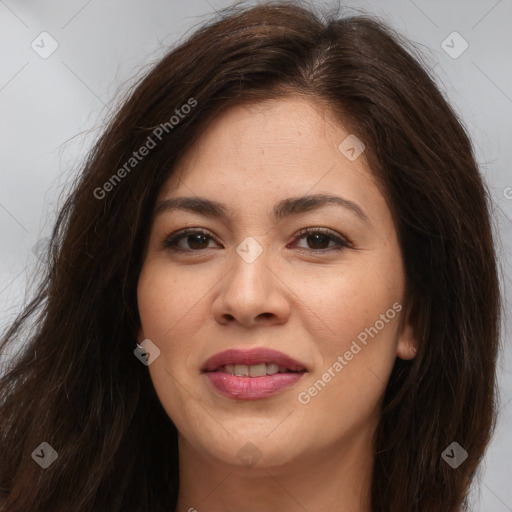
{"left": 154, "top": 193, "right": 370, "bottom": 225}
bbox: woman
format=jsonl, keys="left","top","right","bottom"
{"left": 0, "top": 2, "right": 501, "bottom": 511}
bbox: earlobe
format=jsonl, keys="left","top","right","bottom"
{"left": 396, "top": 303, "right": 419, "bottom": 360}
{"left": 397, "top": 343, "right": 418, "bottom": 360}
{"left": 396, "top": 332, "right": 418, "bottom": 360}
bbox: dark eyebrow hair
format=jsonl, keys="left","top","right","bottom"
{"left": 154, "top": 193, "right": 370, "bottom": 225}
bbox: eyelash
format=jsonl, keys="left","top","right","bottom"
{"left": 162, "top": 227, "right": 351, "bottom": 254}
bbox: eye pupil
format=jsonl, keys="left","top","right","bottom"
{"left": 188, "top": 234, "right": 209, "bottom": 249}
{"left": 307, "top": 233, "right": 330, "bottom": 249}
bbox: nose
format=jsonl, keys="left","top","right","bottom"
{"left": 211, "top": 246, "right": 291, "bottom": 328}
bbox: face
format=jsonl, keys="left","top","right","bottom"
{"left": 137, "top": 96, "right": 416, "bottom": 472}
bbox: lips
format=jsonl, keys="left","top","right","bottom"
{"left": 201, "top": 348, "right": 307, "bottom": 373}
{"left": 202, "top": 348, "right": 307, "bottom": 400}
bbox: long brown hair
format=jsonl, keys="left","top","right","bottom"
{"left": 0, "top": 2, "right": 501, "bottom": 511}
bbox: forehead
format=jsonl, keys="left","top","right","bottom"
{"left": 159, "top": 96, "right": 378, "bottom": 203}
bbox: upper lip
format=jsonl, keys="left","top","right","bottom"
{"left": 201, "top": 348, "right": 307, "bottom": 373}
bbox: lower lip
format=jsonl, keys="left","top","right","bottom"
{"left": 205, "top": 371, "right": 306, "bottom": 400}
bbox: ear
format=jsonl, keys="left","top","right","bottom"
{"left": 396, "top": 301, "right": 418, "bottom": 360}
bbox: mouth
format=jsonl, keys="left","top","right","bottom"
{"left": 201, "top": 347, "right": 307, "bottom": 374}
{"left": 201, "top": 348, "right": 308, "bottom": 400}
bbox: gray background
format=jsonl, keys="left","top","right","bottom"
{"left": 0, "top": 0, "right": 511, "bottom": 509}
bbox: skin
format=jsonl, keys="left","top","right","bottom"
{"left": 137, "top": 96, "right": 417, "bottom": 512}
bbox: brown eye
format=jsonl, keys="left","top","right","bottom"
{"left": 293, "top": 228, "right": 350, "bottom": 252}
{"left": 163, "top": 229, "right": 218, "bottom": 252}
{"left": 304, "top": 232, "right": 331, "bottom": 250}
{"left": 185, "top": 234, "right": 209, "bottom": 250}
{"left": 163, "top": 227, "right": 350, "bottom": 254}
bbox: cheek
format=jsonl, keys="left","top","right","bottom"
{"left": 300, "top": 254, "right": 404, "bottom": 347}
{"left": 136, "top": 263, "right": 211, "bottom": 425}
{"left": 296, "top": 250, "right": 404, "bottom": 401}
{"left": 295, "top": 277, "right": 401, "bottom": 436}
{"left": 137, "top": 261, "right": 210, "bottom": 341}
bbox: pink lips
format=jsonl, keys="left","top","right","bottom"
{"left": 202, "top": 348, "right": 307, "bottom": 400}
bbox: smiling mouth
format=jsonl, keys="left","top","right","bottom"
{"left": 201, "top": 348, "right": 308, "bottom": 399}
{"left": 204, "top": 367, "right": 306, "bottom": 400}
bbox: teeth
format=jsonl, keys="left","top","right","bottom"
{"left": 266, "top": 363, "right": 279, "bottom": 375}
{"left": 249, "top": 363, "right": 267, "bottom": 377}
{"left": 218, "top": 363, "right": 291, "bottom": 376}
{"left": 234, "top": 364, "right": 249, "bottom": 377}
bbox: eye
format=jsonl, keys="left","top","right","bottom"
{"left": 163, "top": 227, "right": 351, "bottom": 253}
{"left": 163, "top": 228, "right": 219, "bottom": 252}
{"left": 291, "top": 228, "right": 351, "bottom": 252}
